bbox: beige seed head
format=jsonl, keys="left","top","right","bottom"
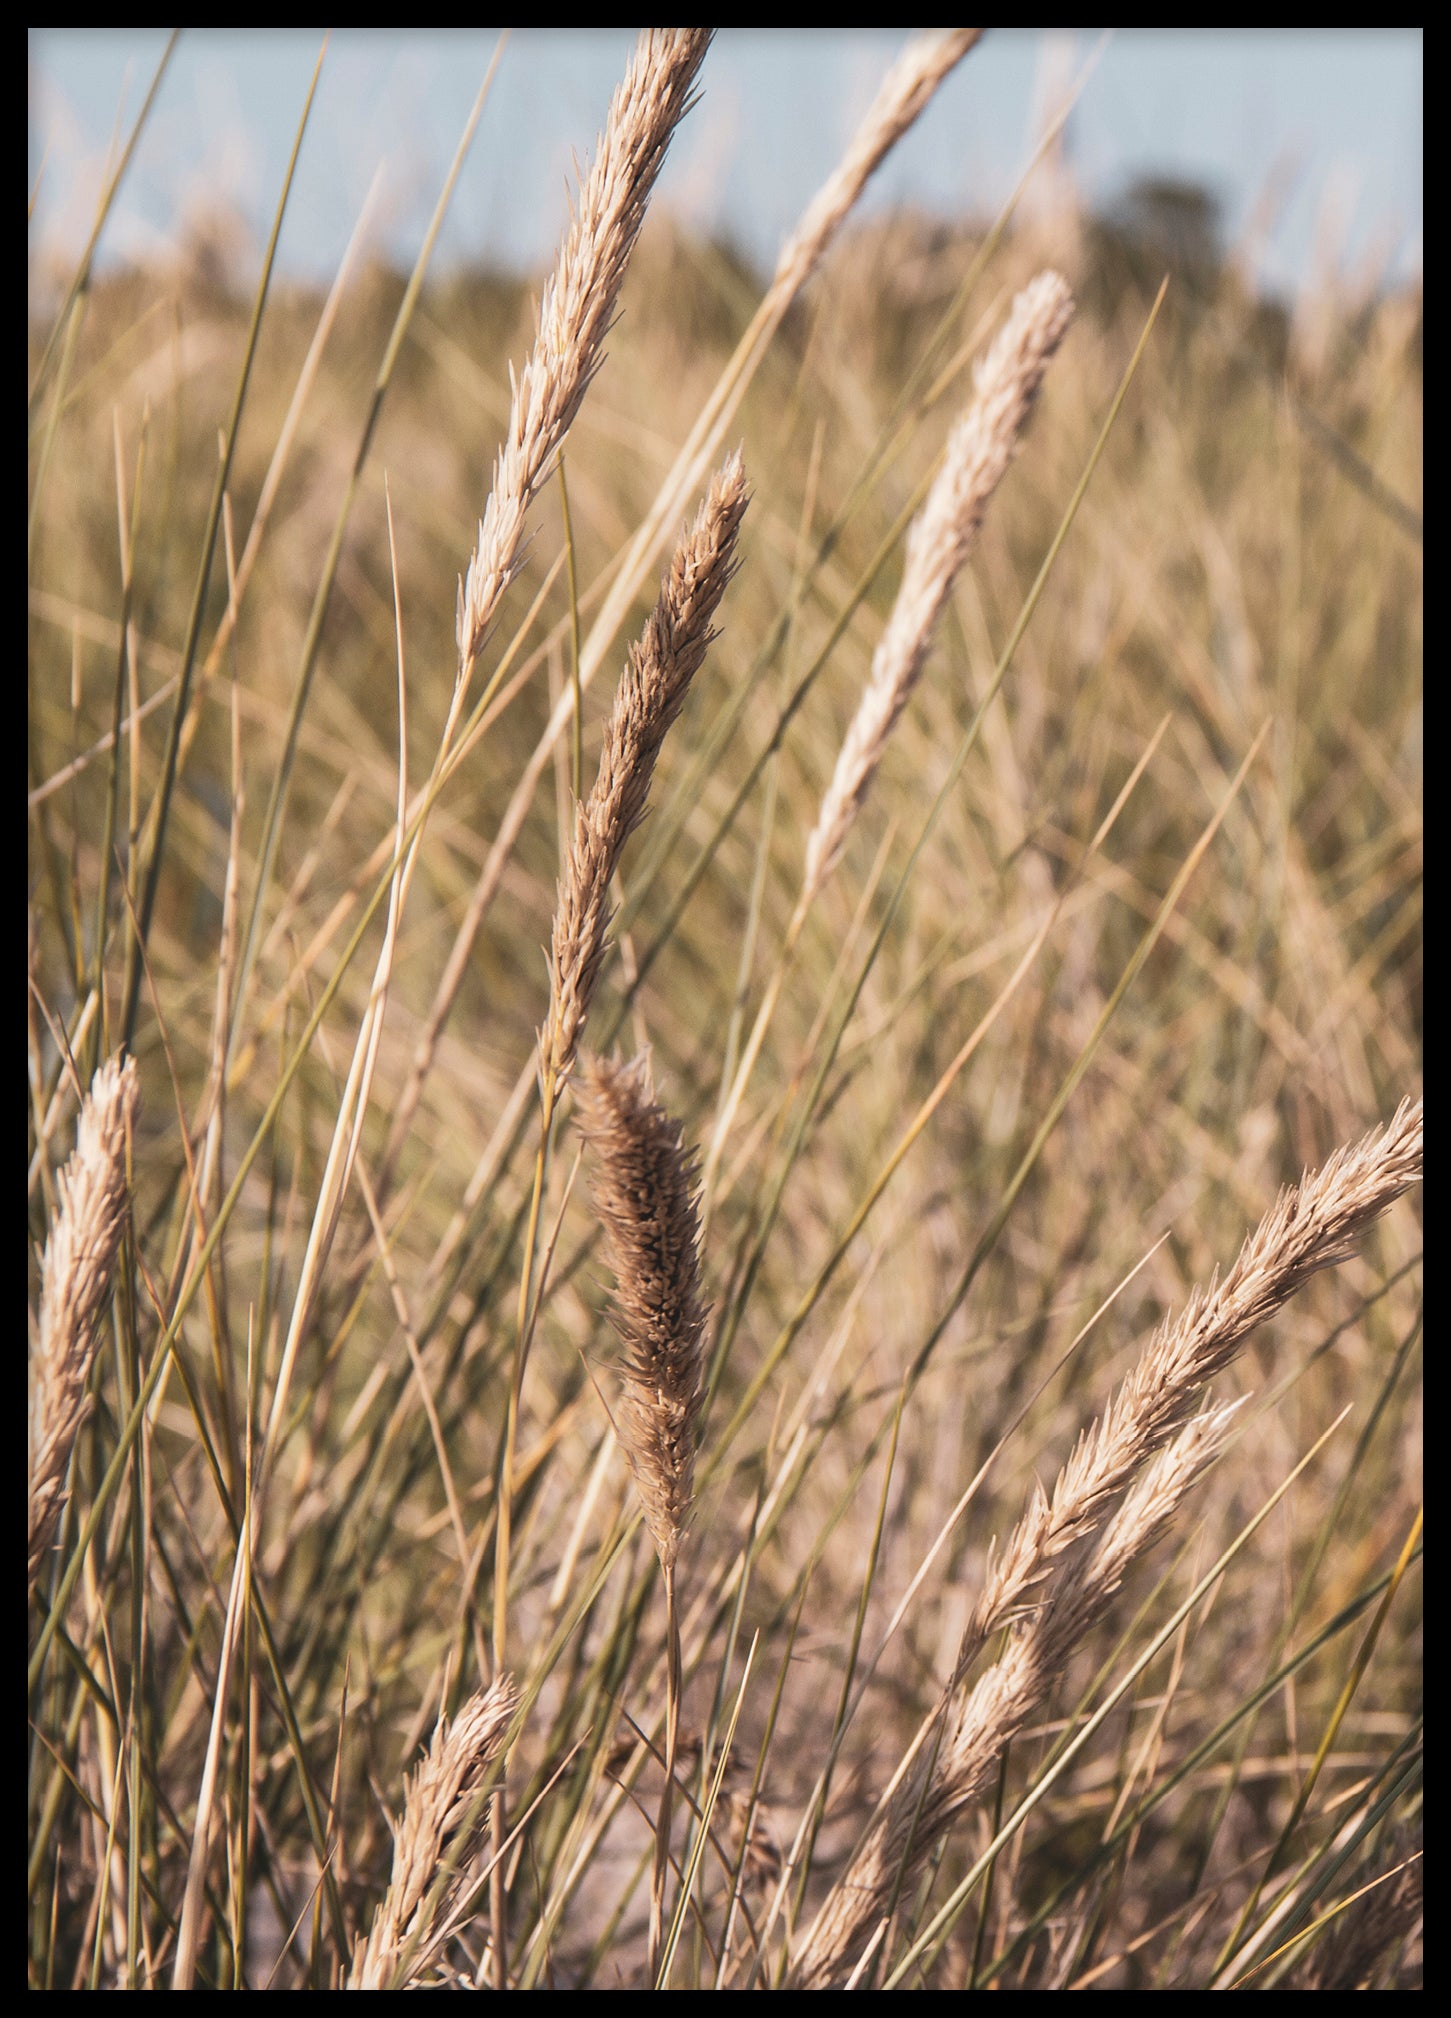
{"left": 456, "top": 28, "right": 713, "bottom": 676}
{"left": 29, "top": 1053, "right": 139, "bottom": 1596}
{"left": 792, "top": 1098, "right": 1423, "bottom": 1987}
{"left": 800, "top": 269, "right": 1075, "bottom": 913}
{"left": 348, "top": 1677, "right": 519, "bottom": 1990}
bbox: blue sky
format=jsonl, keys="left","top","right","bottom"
{"left": 30, "top": 29, "right": 1421, "bottom": 306}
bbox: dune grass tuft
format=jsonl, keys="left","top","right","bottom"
{"left": 28, "top": 28, "right": 1420, "bottom": 1992}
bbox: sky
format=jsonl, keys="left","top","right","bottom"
{"left": 29, "top": 29, "right": 1422, "bottom": 308}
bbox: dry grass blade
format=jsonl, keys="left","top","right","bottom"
{"left": 792, "top": 1099, "right": 1423, "bottom": 1987}
{"left": 348, "top": 1678, "right": 519, "bottom": 1989}
{"left": 455, "top": 27, "right": 712, "bottom": 680}
{"left": 543, "top": 452, "right": 750, "bottom": 1098}
{"left": 800, "top": 270, "right": 1074, "bottom": 914}
{"left": 576, "top": 1052, "right": 710, "bottom": 1575}
{"left": 28, "top": 1053, "right": 138, "bottom": 1596}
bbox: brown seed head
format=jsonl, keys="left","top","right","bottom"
{"left": 576, "top": 1052, "right": 710, "bottom": 1574}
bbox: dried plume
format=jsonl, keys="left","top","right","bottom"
{"left": 800, "top": 270, "right": 1074, "bottom": 913}
{"left": 29, "top": 1053, "right": 139, "bottom": 1595}
{"left": 543, "top": 453, "right": 749, "bottom": 1095}
{"left": 952, "top": 1095, "right": 1424, "bottom": 1688}
{"left": 792, "top": 1099, "right": 1423, "bottom": 1987}
{"left": 455, "top": 28, "right": 711, "bottom": 675}
{"left": 793, "top": 1402, "right": 1237, "bottom": 1987}
{"left": 575, "top": 1052, "right": 709, "bottom": 1575}
{"left": 349, "top": 1678, "right": 518, "bottom": 1989}
{"left": 772, "top": 31, "right": 983, "bottom": 303}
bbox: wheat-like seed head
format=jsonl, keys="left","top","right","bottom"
{"left": 576, "top": 1052, "right": 709, "bottom": 1577}
{"left": 772, "top": 31, "right": 984, "bottom": 304}
{"left": 792, "top": 1098, "right": 1423, "bottom": 1987}
{"left": 29, "top": 1053, "right": 139, "bottom": 1596}
{"left": 349, "top": 1677, "right": 518, "bottom": 1990}
{"left": 955, "top": 1095, "right": 1425, "bottom": 1685}
{"left": 800, "top": 269, "right": 1075, "bottom": 914}
{"left": 542, "top": 452, "right": 749, "bottom": 1096}
{"left": 456, "top": 28, "right": 712, "bottom": 677}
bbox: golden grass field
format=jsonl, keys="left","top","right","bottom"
{"left": 29, "top": 31, "right": 1421, "bottom": 1989}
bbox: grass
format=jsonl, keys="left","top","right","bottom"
{"left": 28, "top": 30, "right": 1421, "bottom": 1990}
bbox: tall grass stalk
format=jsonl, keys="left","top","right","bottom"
{"left": 493, "top": 451, "right": 747, "bottom": 1980}
{"left": 575, "top": 1052, "right": 709, "bottom": 1981}
{"left": 701, "top": 269, "right": 1074, "bottom": 1202}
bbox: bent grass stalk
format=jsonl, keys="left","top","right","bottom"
{"left": 493, "top": 452, "right": 748, "bottom": 1979}
{"left": 700, "top": 270, "right": 1074, "bottom": 1205}
{"left": 790, "top": 1099, "right": 1423, "bottom": 1987}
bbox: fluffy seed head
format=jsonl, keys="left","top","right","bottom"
{"left": 456, "top": 28, "right": 712, "bottom": 673}
{"left": 543, "top": 453, "right": 749, "bottom": 1094}
{"left": 791, "top": 1098, "right": 1423, "bottom": 1987}
{"left": 576, "top": 1052, "right": 710, "bottom": 1575}
{"left": 801, "top": 270, "right": 1074, "bottom": 910}
{"left": 29, "top": 1054, "right": 139, "bottom": 1595}
{"left": 772, "top": 31, "right": 983, "bottom": 302}
{"left": 349, "top": 1677, "right": 518, "bottom": 1989}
